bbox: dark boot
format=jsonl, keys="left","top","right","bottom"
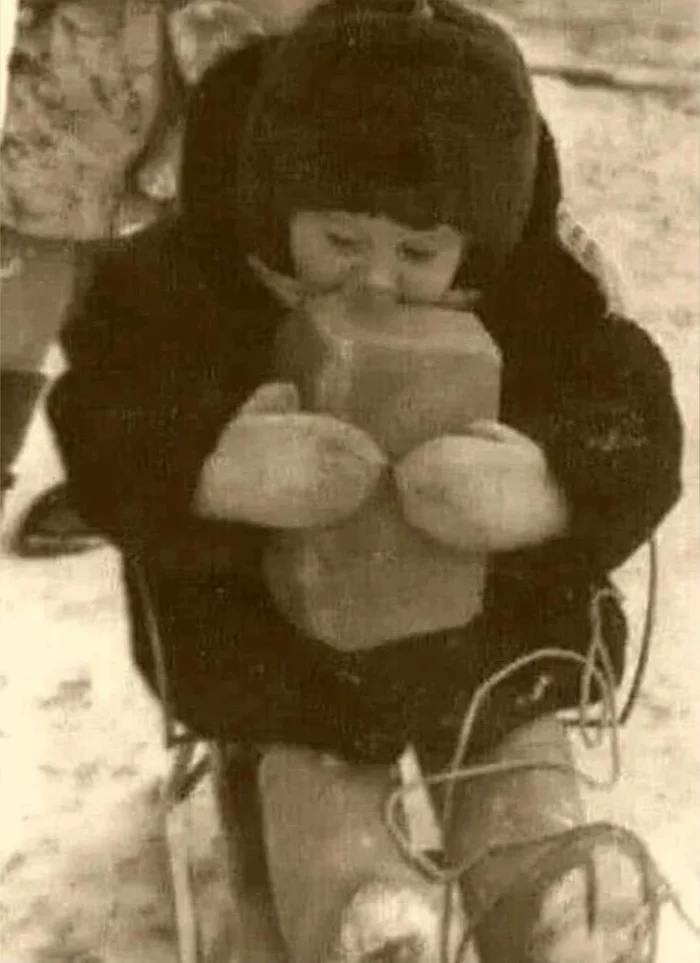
{"left": 1, "top": 367, "right": 47, "bottom": 507}
{"left": 9, "top": 481, "right": 104, "bottom": 558}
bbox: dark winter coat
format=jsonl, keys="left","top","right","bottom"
{"left": 47, "top": 42, "right": 683, "bottom": 767}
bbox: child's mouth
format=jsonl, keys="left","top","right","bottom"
{"left": 248, "top": 254, "right": 481, "bottom": 312}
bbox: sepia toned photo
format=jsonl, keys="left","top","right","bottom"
{"left": 1, "top": 1, "right": 698, "bottom": 960}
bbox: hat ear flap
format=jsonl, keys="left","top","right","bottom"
{"left": 455, "top": 115, "right": 562, "bottom": 290}
{"left": 480, "top": 117, "right": 560, "bottom": 286}
{"left": 482, "top": 116, "right": 611, "bottom": 322}
{"left": 454, "top": 117, "right": 560, "bottom": 291}
{"left": 180, "top": 38, "right": 269, "bottom": 231}
{"left": 521, "top": 116, "right": 562, "bottom": 242}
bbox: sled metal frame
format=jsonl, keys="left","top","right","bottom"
{"left": 129, "top": 558, "right": 226, "bottom": 963}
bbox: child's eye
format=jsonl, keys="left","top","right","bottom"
{"left": 326, "top": 231, "right": 363, "bottom": 253}
{"left": 399, "top": 244, "right": 436, "bottom": 264}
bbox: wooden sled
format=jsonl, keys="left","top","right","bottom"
{"left": 128, "top": 537, "right": 661, "bottom": 963}
{"left": 126, "top": 563, "right": 616, "bottom": 963}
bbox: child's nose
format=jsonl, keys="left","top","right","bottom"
{"left": 362, "top": 258, "right": 399, "bottom": 296}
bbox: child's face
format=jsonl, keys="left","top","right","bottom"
{"left": 289, "top": 211, "right": 465, "bottom": 304}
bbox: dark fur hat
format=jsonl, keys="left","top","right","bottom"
{"left": 234, "top": 0, "right": 540, "bottom": 283}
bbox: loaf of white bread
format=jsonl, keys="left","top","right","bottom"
{"left": 264, "top": 292, "right": 502, "bottom": 651}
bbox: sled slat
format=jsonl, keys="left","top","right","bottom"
{"left": 165, "top": 801, "right": 202, "bottom": 963}
{"left": 397, "top": 744, "right": 444, "bottom": 855}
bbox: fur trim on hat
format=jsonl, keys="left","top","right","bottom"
{"left": 237, "top": 0, "right": 539, "bottom": 283}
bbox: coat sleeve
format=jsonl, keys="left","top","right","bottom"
{"left": 47, "top": 230, "right": 271, "bottom": 579}
{"left": 494, "top": 239, "right": 683, "bottom": 580}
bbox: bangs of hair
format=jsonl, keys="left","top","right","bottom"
{"left": 237, "top": 9, "right": 538, "bottom": 276}
{"left": 267, "top": 121, "right": 467, "bottom": 233}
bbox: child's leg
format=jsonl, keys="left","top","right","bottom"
{"left": 258, "top": 745, "right": 453, "bottom": 963}
{"left": 443, "top": 715, "right": 655, "bottom": 962}
{"left": 2, "top": 231, "right": 105, "bottom": 552}
{"left": 442, "top": 715, "right": 584, "bottom": 958}
{"left": 1, "top": 228, "right": 77, "bottom": 506}
{"left": 0, "top": 367, "right": 46, "bottom": 501}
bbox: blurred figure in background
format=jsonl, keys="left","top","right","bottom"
{"left": 1, "top": 0, "right": 165, "bottom": 553}
{"left": 1, "top": 0, "right": 268, "bottom": 555}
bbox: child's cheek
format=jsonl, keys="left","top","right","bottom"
{"left": 402, "top": 265, "right": 453, "bottom": 304}
{"left": 294, "top": 248, "right": 356, "bottom": 292}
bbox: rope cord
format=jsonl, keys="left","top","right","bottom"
{"left": 558, "top": 538, "right": 659, "bottom": 734}
{"left": 384, "top": 581, "right": 700, "bottom": 963}
{"left": 619, "top": 538, "right": 658, "bottom": 727}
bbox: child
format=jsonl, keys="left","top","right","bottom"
{"left": 2, "top": 0, "right": 265, "bottom": 549}
{"left": 48, "top": 0, "right": 683, "bottom": 957}
{"left": 1, "top": 0, "right": 163, "bottom": 543}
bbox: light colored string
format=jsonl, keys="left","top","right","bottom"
{"left": 384, "top": 587, "right": 700, "bottom": 963}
